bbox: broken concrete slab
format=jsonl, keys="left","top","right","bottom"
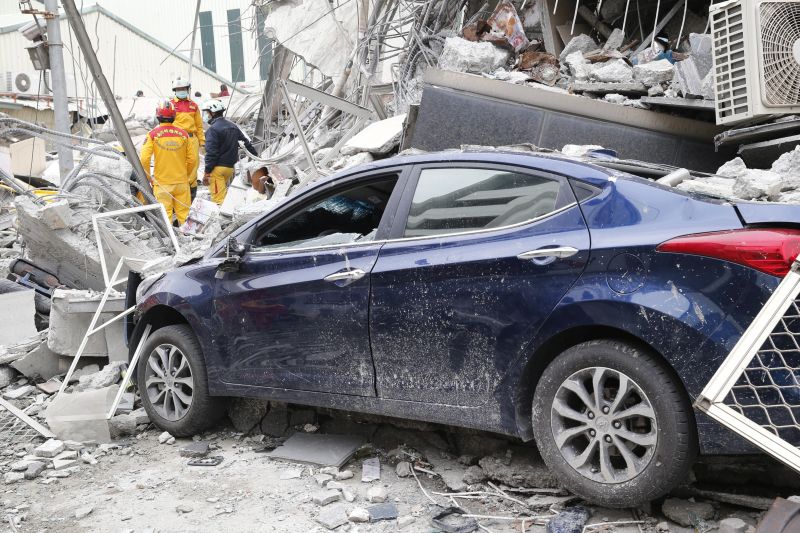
{"left": 315, "top": 503, "right": 348, "bottom": 530}
{"left": 312, "top": 489, "right": 341, "bottom": 506}
{"left": 674, "top": 57, "right": 705, "bottom": 98}
{"left": 267, "top": 432, "right": 364, "bottom": 468}
{"left": 739, "top": 134, "right": 800, "bottom": 169}
{"left": 15, "top": 196, "right": 105, "bottom": 291}
{"left": 690, "top": 33, "right": 713, "bottom": 78}
{"left": 478, "top": 450, "right": 560, "bottom": 489}
{"left": 677, "top": 176, "right": 737, "bottom": 198}
{"left": 438, "top": 36, "right": 511, "bottom": 75}
{"left": 44, "top": 385, "right": 117, "bottom": 443}
{"left": 571, "top": 81, "right": 648, "bottom": 95}
{"left": 662, "top": 498, "right": 715, "bottom": 527}
{"left": 3, "top": 384, "right": 35, "bottom": 399}
{"left": 37, "top": 199, "right": 73, "bottom": 230}
{"left": 341, "top": 114, "right": 406, "bottom": 156}
{"left": 590, "top": 59, "right": 633, "bottom": 83}
{"left": 180, "top": 441, "right": 210, "bottom": 458}
{"left": 559, "top": 34, "right": 597, "bottom": 62}
{"left": 11, "top": 341, "right": 60, "bottom": 381}
{"left": 34, "top": 439, "right": 65, "bottom": 458}
{"left": 0, "top": 365, "right": 16, "bottom": 387}
{"left": 48, "top": 289, "right": 128, "bottom": 361}
{"left": 633, "top": 59, "right": 674, "bottom": 86}
{"left": 108, "top": 413, "right": 137, "bottom": 438}
{"left": 640, "top": 96, "right": 715, "bottom": 111}
{"left": 368, "top": 502, "right": 398, "bottom": 521}
{"left": 564, "top": 51, "right": 592, "bottom": 82}
{"left": 733, "top": 169, "right": 783, "bottom": 200}
{"left": 367, "top": 485, "right": 388, "bottom": 503}
{"left": 0, "top": 289, "right": 37, "bottom": 347}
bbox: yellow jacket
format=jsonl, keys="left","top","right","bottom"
{"left": 171, "top": 97, "right": 205, "bottom": 145}
{"left": 140, "top": 124, "right": 197, "bottom": 186}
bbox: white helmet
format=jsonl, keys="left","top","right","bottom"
{"left": 171, "top": 77, "right": 190, "bottom": 90}
{"left": 201, "top": 99, "right": 226, "bottom": 113}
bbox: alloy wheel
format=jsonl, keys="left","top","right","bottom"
{"left": 144, "top": 343, "right": 194, "bottom": 421}
{"left": 550, "top": 366, "right": 658, "bottom": 484}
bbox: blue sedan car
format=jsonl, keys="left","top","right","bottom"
{"left": 131, "top": 151, "right": 800, "bottom": 507}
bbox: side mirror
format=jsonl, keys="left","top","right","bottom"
{"left": 217, "top": 237, "right": 249, "bottom": 274}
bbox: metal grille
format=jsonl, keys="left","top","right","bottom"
{"left": 711, "top": 0, "right": 750, "bottom": 124}
{"left": 0, "top": 405, "right": 45, "bottom": 447}
{"left": 725, "top": 298, "right": 800, "bottom": 443}
{"left": 760, "top": 1, "right": 800, "bottom": 106}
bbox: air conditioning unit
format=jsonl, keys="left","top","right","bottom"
{"left": 2, "top": 71, "right": 37, "bottom": 95}
{"left": 710, "top": 0, "right": 800, "bottom": 125}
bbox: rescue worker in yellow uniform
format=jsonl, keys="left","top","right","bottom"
{"left": 170, "top": 77, "right": 204, "bottom": 201}
{"left": 139, "top": 101, "right": 196, "bottom": 225}
{"left": 201, "top": 99, "right": 258, "bottom": 205}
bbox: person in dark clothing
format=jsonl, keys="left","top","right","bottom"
{"left": 201, "top": 99, "right": 257, "bottom": 204}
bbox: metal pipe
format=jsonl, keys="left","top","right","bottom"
{"left": 44, "top": 0, "right": 74, "bottom": 177}
{"left": 61, "top": 0, "right": 152, "bottom": 197}
{"left": 188, "top": 0, "right": 202, "bottom": 86}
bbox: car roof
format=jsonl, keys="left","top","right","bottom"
{"left": 311, "top": 149, "right": 617, "bottom": 190}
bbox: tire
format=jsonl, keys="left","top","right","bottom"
{"left": 531, "top": 339, "right": 697, "bottom": 507}
{"left": 136, "top": 324, "right": 227, "bottom": 437}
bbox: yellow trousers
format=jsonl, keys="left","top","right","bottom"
{"left": 153, "top": 181, "right": 191, "bottom": 225}
{"left": 209, "top": 166, "right": 234, "bottom": 205}
{"left": 188, "top": 136, "right": 200, "bottom": 188}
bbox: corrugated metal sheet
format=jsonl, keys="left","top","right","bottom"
{"left": 0, "top": 5, "right": 241, "bottom": 107}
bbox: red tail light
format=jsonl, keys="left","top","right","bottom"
{"left": 656, "top": 229, "right": 800, "bottom": 277}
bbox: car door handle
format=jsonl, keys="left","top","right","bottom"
{"left": 517, "top": 247, "right": 579, "bottom": 260}
{"left": 324, "top": 269, "right": 367, "bottom": 282}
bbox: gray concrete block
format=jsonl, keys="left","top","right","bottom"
{"left": 11, "top": 341, "right": 60, "bottom": 381}
{"left": 0, "top": 290, "right": 36, "bottom": 347}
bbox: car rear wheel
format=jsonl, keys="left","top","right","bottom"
{"left": 136, "top": 325, "right": 227, "bottom": 437}
{"left": 532, "top": 339, "right": 697, "bottom": 507}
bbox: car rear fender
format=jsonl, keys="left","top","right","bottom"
{"left": 734, "top": 202, "right": 800, "bottom": 227}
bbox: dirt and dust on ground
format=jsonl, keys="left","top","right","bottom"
{"left": 1, "top": 390, "right": 795, "bottom": 533}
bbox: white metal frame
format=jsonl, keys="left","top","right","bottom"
{"left": 56, "top": 205, "right": 179, "bottom": 421}
{"left": 696, "top": 262, "right": 800, "bottom": 471}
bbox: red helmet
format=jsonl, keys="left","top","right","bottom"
{"left": 156, "top": 100, "right": 176, "bottom": 121}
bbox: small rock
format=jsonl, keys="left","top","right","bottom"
{"left": 75, "top": 506, "right": 94, "bottom": 519}
{"left": 316, "top": 503, "right": 349, "bottom": 530}
{"left": 207, "top": 497, "right": 220, "bottom": 503}
{"left": 46, "top": 470, "right": 71, "bottom": 478}
{"left": 648, "top": 85, "right": 665, "bottom": 96}
{"left": 130, "top": 407, "right": 150, "bottom": 426}
{"left": 4, "top": 472, "right": 24, "bottom": 484}
{"left": 81, "top": 452, "right": 98, "bottom": 465}
{"left": 158, "top": 431, "right": 174, "bottom": 444}
{"left": 312, "top": 489, "right": 341, "bottom": 506}
{"left": 326, "top": 481, "right": 344, "bottom": 491}
{"left": 319, "top": 466, "right": 339, "bottom": 475}
{"left": 314, "top": 473, "right": 334, "bottom": 486}
{"left": 367, "top": 486, "right": 388, "bottom": 503}
{"left": 603, "top": 28, "right": 625, "bottom": 50}
{"left": 24, "top": 461, "right": 46, "bottom": 480}
{"left": 54, "top": 450, "right": 78, "bottom": 461}
{"left": 718, "top": 517, "right": 748, "bottom": 533}
{"left": 348, "top": 507, "right": 370, "bottom": 523}
{"left": 303, "top": 423, "right": 318, "bottom": 433}
{"left": 463, "top": 465, "right": 487, "bottom": 484}
{"left": 76, "top": 361, "right": 126, "bottom": 391}
{"left": 0, "top": 365, "right": 16, "bottom": 388}
{"left": 53, "top": 458, "right": 77, "bottom": 470}
{"left": 180, "top": 441, "right": 210, "bottom": 458}
{"left": 603, "top": 93, "right": 626, "bottom": 104}
{"left": 109, "top": 413, "right": 137, "bottom": 438}
{"left": 175, "top": 504, "right": 193, "bottom": 514}
{"left": 547, "top": 506, "right": 590, "bottom": 532}
{"left": 662, "top": 498, "right": 715, "bottom": 528}
{"left": 63, "top": 440, "right": 88, "bottom": 451}
{"left": 398, "top": 515, "right": 416, "bottom": 528}
{"left": 279, "top": 468, "right": 303, "bottom": 480}
{"left": 342, "top": 489, "right": 356, "bottom": 503}
{"left": 395, "top": 461, "right": 412, "bottom": 478}
{"left": 335, "top": 469, "right": 354, "bottom": 481}
{"left": 34, "top": 439, "right": 65, "bottom": 458}
{"left": 3, "top": 384, "right": 35, "bottom": 399}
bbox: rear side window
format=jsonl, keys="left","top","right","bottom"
{"left": 404, "top": 167, "right": 561, "bottom": 237}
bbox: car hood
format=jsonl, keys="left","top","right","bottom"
{"left": 734, "top": 202, "right": 800, "bottom": 226}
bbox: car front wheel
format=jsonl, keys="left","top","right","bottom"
{"left": 136, "top": 324, "right": 227, "bottom": 437}
{"left": 532, "top": 339, "right": 697, "bottom": 507}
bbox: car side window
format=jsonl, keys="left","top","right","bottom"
{"left": 251, "top": 175, "right": 398, "bottom": 252}
{"left": 404, "top": 167, "right": 562, "bottom": 238}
